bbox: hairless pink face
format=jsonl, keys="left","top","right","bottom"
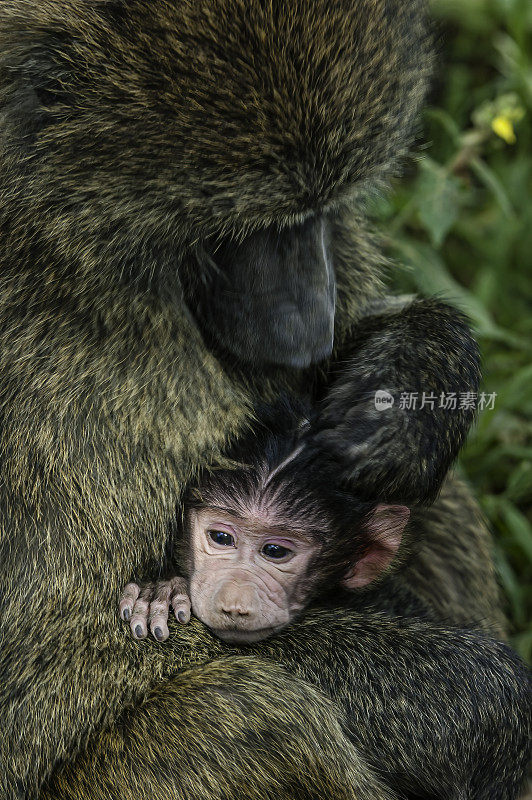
{"left": 119, "top": 501, "right": 409, "bottom": 643}
{"left": 188, "top": 508, "right": 322, "bottom": 643}
{"left": 187, "top": 502, "right": 408, "bottom": 643}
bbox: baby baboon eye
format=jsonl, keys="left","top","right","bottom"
{"left": 261, "top": 543, "right": 292, "bottom": 561}
{"left": 208, "top": 530, "right": 235, "bottom": 547}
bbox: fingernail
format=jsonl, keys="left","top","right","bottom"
{"left": 123, "top": 608, "right": 130, "bottom": 622}
{"left": 154, "top": 627, "right": 164, "bottom": 641}
{"left": 135, "top": 625, "right": 144, "bottom": 638}
{"left": 178, "top": 611, "right": 187, "bottom": 623}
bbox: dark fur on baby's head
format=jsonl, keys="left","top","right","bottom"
{"left": 187, "top": 397, "right": 376, "bottom": 586}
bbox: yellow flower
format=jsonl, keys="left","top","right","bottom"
{"left": 492, "top": 115, "right": 516, "bottom": 145}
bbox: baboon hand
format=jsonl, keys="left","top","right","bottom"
{"left": 307, "top": 389, "right": 405, "bottom": 491}
{"left": 119, "top": 578, "right": 191, "bottom": 642}
{"left": 312, "top": 399, "right": 393, "bottom": 466}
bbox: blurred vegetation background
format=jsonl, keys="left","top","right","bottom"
{"left": 371, "top": 0, "right": 532, "bottom": 659}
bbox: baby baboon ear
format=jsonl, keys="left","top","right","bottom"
{"left": 341, "top": 505, "right": 410, "bottom": 590}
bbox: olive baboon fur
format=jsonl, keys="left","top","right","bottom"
{"left": 0, "top": 2, "right": 529, "bottom": 799}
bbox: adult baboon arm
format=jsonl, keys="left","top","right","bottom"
{"left": 309, "top": 296, "right": 481, "bottom": 504}
{"left": 41, "top": 611, "right": 531, "bottom": 800}
{"left": 260, "top": 612, "right": 531, "bottom": 800}
{"left": 43, "top": 657, "right": 398, "bottom": 800}
{"left": 248, "top": 614, "right": 530, "bottom": 800}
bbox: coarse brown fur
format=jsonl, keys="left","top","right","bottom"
{"left": 42, "top": 612, "right": 530, "bottom": 800}
{"left": 0, "top": 2, "right": 529, "bottom": 799}
{"left": 43, "top": 657, "right": 399, "bottom": 800}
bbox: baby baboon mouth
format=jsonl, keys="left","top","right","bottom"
{"left": 210, "top": 626, "right": 281, "bottom": 644}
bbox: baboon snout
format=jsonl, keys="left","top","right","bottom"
{"left": 216, "top": 582, "right": 260, "bottom": 619}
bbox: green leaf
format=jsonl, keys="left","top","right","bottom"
{"left": 415, "top": 157, "right": 463, "bottom": 247}
{"left": 424, "top": 108, "right": 462, "bottom": 143}
{"left": 493, "top": 544, "right": 526, "bottom": 627}
{"left": 498, "top": 498, "right": 532, "bottom": 563}
{"left": 505, "top": 461, "right": 532, "bottom": 503}
{"left": 390, "top": 239, "right": 525, "bottom": 347}
{"left": 470, "top": 157, "right": 515, "bottom": 219}
{"left": 503, "top": 364, "right": 532, "bottom": 412}
{"left": 512, "top": 629, "right": 532, "bottom": 664}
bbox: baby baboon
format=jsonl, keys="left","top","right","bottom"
{"left": 120, "top": 405, "right": 409, "bottom": 642}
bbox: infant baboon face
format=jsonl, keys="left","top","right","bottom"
{"left": 188, "top": 509, "right": 321, "bottom": 643}
{"left": 119, "top": 455, "right": 408, "bottom": 645}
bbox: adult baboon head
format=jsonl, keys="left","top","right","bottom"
{"left": 0, "top": 0, "right": 431, "bottom": 368}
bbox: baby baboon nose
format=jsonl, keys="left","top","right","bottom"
{"left": 223, "top": 606, "right": 249, "bottom": 618}
{"left": 218, "top": 583, "right": 258, "bottom": 618}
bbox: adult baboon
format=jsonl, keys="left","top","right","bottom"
{"left": 0, "top": 2, "right": 528, "bottom": 799}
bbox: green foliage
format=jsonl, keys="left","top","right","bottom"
{"left": 372, "top": 0, "right": 532, "bottom": 659}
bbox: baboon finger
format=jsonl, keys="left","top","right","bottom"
{"left": 130, "top": 586, "right": 154, "bottom": 640}
{"left": 168, "top": 575, "right": 189, "bottom": 594}
{"left": 168, "top": 576, "right": 191, "bottom": 621}
{"left": 171, "top": 592, "right": 191, "bottom": 625}
{"left": 119, "top": 582, "right": 141, "bottom": 622}
{"left": 148, "top": 581, "right": 174, "bottom": 642}
{"left": 148, "top": 611, "right": 170, "bottom": 642}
